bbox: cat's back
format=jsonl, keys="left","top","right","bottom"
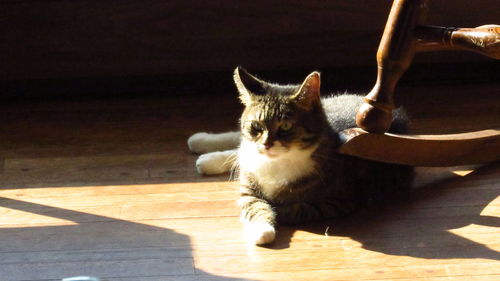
{"left": 321, "top": 93, "right": 409, "bottom": 133}
{"left": 321, "top": 93, "right": 364, "bottom": 132}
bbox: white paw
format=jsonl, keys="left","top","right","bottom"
{"left": 188, "top": 131, "right": 241, "bottom": 154}
{"left": 245, "top": 221, "right": 276, "bottom": 245}
{"left": 195, "top": 151, "right": 235, "bottom": 175}
{"left": 187, "top": 132, "right": 211, "bottom": 154}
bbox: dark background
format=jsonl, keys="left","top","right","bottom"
{"left": 1, "top": 0, "right": 499, "bottom": 99}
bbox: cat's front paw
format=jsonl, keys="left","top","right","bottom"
{"left": 244, "top": 221, "right": 276, "bottom": 245}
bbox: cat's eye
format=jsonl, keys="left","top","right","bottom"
{"left": 250, "top": 121, "right": 264, "bottom": 135}
{"left": 279, "top": 121, "right": 293, "bottom": 132}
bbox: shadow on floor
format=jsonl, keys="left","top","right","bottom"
{"left": 0, "top": 197, "right": 253, "bottom": 281}
{"left": 274, "top": 163, "right": 500, "bottom": 260}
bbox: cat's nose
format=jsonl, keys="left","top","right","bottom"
{"left": 262, "top": 134, "right": 276, "bottom": 150}
{"left": 264, "top": 141, "right": 273, "bottom": 150}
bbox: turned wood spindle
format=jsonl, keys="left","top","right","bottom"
{"left": 357, "top": 0, "right": 500, "bottom": 134}
{"left": 341, "top": 0, "right": 500, "bottom": 166}
{"left": 416, "top": 24, "right": 500, "bottom": 59}
{"left": 356, "top": 0, "right": 429, "bottom": 133}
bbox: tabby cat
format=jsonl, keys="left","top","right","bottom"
{"left": 188, "top": 67, "right": 413, "bottom": 245}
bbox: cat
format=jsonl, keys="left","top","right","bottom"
{"left": 188, "top": 67, "right": 414, "bottom": 245}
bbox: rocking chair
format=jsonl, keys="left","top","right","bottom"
{"left": 339, "top": 0, "right": 500, "bottom": 166}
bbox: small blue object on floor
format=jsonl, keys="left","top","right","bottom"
{"left": 62, "top": 277, "right": 100, "bottom": 281}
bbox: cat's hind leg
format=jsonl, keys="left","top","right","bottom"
{"left": 195, "top": 149, "right": 238, "bottom": 175}
{"left": 187, "top": 131, "right": 240, "bottom": 154}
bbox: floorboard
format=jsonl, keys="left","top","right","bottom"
{"left": 0, "top": 82, "right": 498, "bottom": 280}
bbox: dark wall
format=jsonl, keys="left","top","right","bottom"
{"left": 0, "top": 0, "right": 498, "bottom": 97}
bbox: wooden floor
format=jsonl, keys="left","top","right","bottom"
{"left": 0, "top": 82, "right": 499, "bottom": 281}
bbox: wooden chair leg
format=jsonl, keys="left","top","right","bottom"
{"left": 356, "top": 0, "right": 429, "bottom": 133}
{"left": 340, "top": 0, "right": 500, "bottom": 166}
{"left": 356, "top": 0, "right": 498, "bottom": 133}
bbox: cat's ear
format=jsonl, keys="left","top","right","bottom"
{"left": 292, "top": 71, "right": 321, "bottom": 109}
{"left": 233, "top": 66, "right": 267, "bottom": 106}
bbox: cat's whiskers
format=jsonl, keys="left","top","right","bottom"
{"left": 227, "top": 151, "right": 241, "bottom": 181}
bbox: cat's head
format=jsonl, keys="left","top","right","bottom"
{"left": 234, "top": 67, "right": 326, "bottom": 159}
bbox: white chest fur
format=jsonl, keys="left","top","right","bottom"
{"left": 238, "top": 139, "right": 317, "bottom": 198}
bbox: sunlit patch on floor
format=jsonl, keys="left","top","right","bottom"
{"left": 451, "top": 169, "right": 474, "bottom": 177}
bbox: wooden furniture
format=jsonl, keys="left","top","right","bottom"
{"left": 339, "top": 0, "right": 500, "bottom": 166}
